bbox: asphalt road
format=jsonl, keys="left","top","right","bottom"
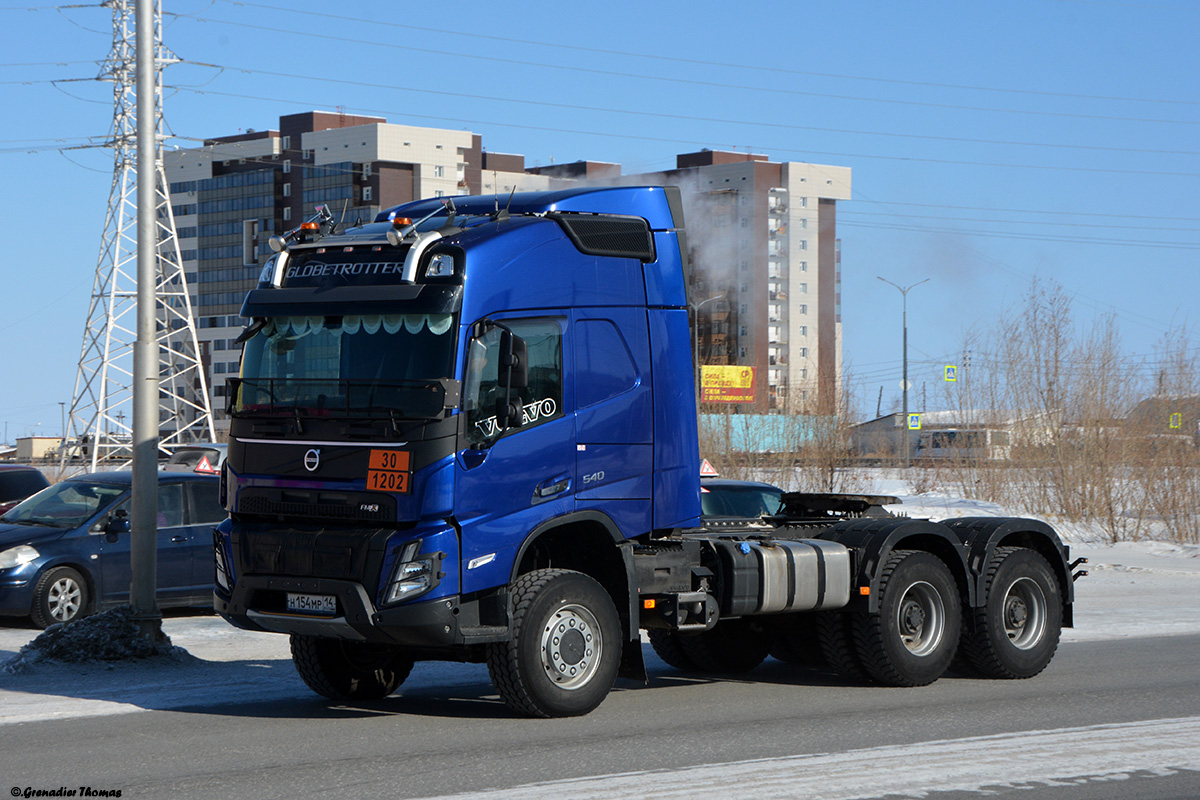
{"left": 3, "top": 635, "right": 1199, "bottom": 800}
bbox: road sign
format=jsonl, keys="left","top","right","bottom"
{"left": 1170, "top": 412, "right": 1183, "bottom": 429}
{"left": 699, "top": 458, "right": 720, "bottom": 477}
{"left": 908, "top": 413, "right": 922, "bottom": 430}
{"left": 945, "top": 365, "right": 957, "bottom": 382}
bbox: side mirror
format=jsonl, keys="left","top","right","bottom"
{"left": 104, "top": 508, "right": 130, "bottom": 543}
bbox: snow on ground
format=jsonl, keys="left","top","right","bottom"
{"left": 0, "top": 490, "right": 1197, "bottom": 726}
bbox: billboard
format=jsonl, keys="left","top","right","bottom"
{"left": 701, "top": 365, "right": 755, "bottom": 404}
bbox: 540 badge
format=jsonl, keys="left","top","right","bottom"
{"left": 367, "top": 449, "right": 411, "bottom": 493}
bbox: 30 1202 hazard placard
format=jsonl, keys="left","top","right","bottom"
{"left": 367, "top": 449, "right": 411, "bottom": 493}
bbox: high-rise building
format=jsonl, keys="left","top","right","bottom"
{"left": 167, "top": 114, "right": 849, "bottom": 432}
{"left": 609, "top": 151, "right": 851, "bottom": 413}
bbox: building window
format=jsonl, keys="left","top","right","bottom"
{"left": 362, "top": 186, "right": 373, "bottom": 202}
{"left": 799, "top": 326, "right": 808, "bottom": 336}
{"left": 362, "top": 163, "right": 372, "bottom": 179}
{"left": 798, "top": 347, "right": 808, "bottom": 357}
{"left": 282, "top": 135, "right": 291, "bottom": 150}
{"left": 282, "top": 183, "right": 290, "bottom": 197}
{"left": 798, "top": 282, "right": 808, "bottom": 293}
{"left": 434, "top": 165, "right": 445, "bottom": 178}
{"left": 282, "top": 159, "right": 291, "bottom": 174}
{"left": 283, "top": 207, "right": 291, "bottom": 222}
{"left": 799, "top": 304, "right": 808, "bottom": 315}
{"left": 799, "top": 239, "right": 808, "bottom": 250}
{"left": 799, "top": 261, "right": 808, "bottom": 272}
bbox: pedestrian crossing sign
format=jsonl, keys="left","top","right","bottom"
{"left": 908, "top": 414, "right": 922, "bottom": 430}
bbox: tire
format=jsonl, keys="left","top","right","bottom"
{"left": 852, "top": 550, "right": 961, "bottom": 687}
{"left": 770, "top": 613, "right": 824, "bottom": 667}
{"left": 962, "top": 547, "right": 1063, "bottom": 679}
{"left": 31, "top": 566, "right": 89, "bottom": 629}
{"left": 290, "top": 635, "right": 413, "bottom": 701}
{"left": 647, "top": 629, "right": 697, "bottom": 671}
{"left": 677, "top": 618, "right": 771, "bottom": 673}
{"left": 486, "top": 569, "right": 621, "bottom": 718}
{"left": 815, "top": 610, "right": 869, "bottom": 683}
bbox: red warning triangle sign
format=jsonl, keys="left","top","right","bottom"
{"left": 699, "top": 458, "right": 720, "bottom": 477}
{"left": 194, "top": 455, "right": 218, "bottom": 474}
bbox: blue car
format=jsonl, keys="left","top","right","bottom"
{"left": 0, "top": 471, "right": 225, "bottom": 628}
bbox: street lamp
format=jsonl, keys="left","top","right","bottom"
{"left": 690, "top": 294, "right": 724, "bottom": 400}
{"left": 877, "top": 276, "right": 929, "bottom": 465}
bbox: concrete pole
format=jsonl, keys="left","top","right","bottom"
{"left": 878, "top": 277, "right": 929, "bottom": 467}
{"left": 131, "top": 0, "right": 161, "bottom": 636}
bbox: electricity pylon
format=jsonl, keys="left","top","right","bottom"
{"left": 66, "top": 0, "right": 214, "bottom": 470}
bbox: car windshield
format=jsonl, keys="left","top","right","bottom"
{"left": 235, "top": 313, "right": 457, "bottom": 419}
{"left": 701, "top": 484, "right": 784, "bottom": 518}
{"left": 1, "top": 480, "right": 127, "bottom": 529}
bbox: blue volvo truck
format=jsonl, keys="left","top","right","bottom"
{"left": 214, "top": 187, "right": 1084, "bottom": 717}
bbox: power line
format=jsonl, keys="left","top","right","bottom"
{"left": 840, "top": 209, "right": 1200, "bottom": 235}
{"left": 164, "top": 11, "right": 1200, "bottom": 128}
{"left": 178, "top": 58, "right": 1200, "bottom": 159}
{"left": 214, "top": 0, "right": 1200, "bottom": 109}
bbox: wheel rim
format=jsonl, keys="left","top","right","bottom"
{"left": 48, "top": 576, "right": 82, "bottom": 622}
{"left": 895, "top": 580, "right": 945, "bottom": 657}
{"left": 540, "top": 603, "right": 602, "bottom": 690}
{"left": 1003, "top": 577, "right": 1047, "bottom": 650}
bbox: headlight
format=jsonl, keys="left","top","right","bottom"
{"left": 383, "top": 540, "right": 440, "bottom": 605}
{"left": 0, "top": 544, "right": 39, "bottom": 570}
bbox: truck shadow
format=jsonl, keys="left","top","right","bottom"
{"left": 1, "top": 642, "right": 972, "bottom": 722}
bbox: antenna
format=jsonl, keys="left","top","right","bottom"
{"left": 65, "top": 0, "right": 214, "bottom": 469}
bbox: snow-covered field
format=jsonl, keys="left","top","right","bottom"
{"left": 0, "top": 488, "right": 1197, "bottom": 727}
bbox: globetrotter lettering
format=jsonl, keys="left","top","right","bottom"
{"left": 475, "top": 398, "right": 557, "bottom": 438}
{"left": 284, "top": 261, "right": 405, "bottom": 279}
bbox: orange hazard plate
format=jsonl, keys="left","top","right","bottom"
{"left": 366, "top": 449, "right": 411, "bottom": 493}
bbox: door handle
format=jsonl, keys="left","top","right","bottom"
{"left": 535, "top": 476, "right": 571, "bottom": 498}
{"left": 170, "top": 535, "right": 186, "bottom": 543}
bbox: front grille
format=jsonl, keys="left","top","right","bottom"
{"left": 234, "top": 523, "right": 392, "bottom": 581}
{"left": 237, "top": 487, "right": 395, "bottom": 522}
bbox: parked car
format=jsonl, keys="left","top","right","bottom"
{"left": 161, "top": 443, "right": 227, "bottom": 475}
{"left": 0, "top": 466, "right": 51, "bottom": 515}
{"left": 700, "top": 477, "right": 784, "bottom": 521}
{"left": 0, "top": 471, "right": 225, "bottom": 628}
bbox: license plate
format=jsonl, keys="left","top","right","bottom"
{"left": 286, "top": 593, "right": 337, "bottom": 616}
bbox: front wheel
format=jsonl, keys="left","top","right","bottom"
{"left": 853, "top": 550, "right": 961, "bottom": 687}
{"left": 961, "top": 547, "right": 1063, "bottom": 679}
{"left": 290, "top": 635, "right": 413, "bottom": 700}
{"left": 31, "top": 566, "right": 89, "bottom": 628}
{"left": 486, "top": 569, "right": 621, "bottom": 718}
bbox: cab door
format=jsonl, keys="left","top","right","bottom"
{"left": 453, "top": 316, "right": 575, "bottom": 595}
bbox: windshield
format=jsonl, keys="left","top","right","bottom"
{"left": 1, "top": 480, "right": 127, "bottom": 529}
{"left": 235, "top": 313, "right": 457, "bottom": 419}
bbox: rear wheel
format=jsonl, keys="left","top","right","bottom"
{"left": 962, "top": 547, "right": 1062, "bottom": 679}
{"left": 677, "top": 618, "right": 772, "bottom": 673}
{"left": 815, "top": 610, "right": 869, "bottom": 682}
{"left": 853, "top": 550, "right": 961, "bottom": 687}
{"left": 647, "top": 629, "right": 697, "bottom": 671}
{"left": 290, "top": 635, "right": 413, "bottom": 700}
{"left": 486, "top": 569, "right": 621, "bottom": 718}
{"left": 770, "top": 613, "right": 825, "bottom": 667}
{"left": 31, "top": 566, "right": 89, "bottom": 628}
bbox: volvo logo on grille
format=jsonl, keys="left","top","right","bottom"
{"left": 303, "top": 448, "right": 321, "bottom": 472}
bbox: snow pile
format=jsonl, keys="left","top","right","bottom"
{"left": 3, "top": 605, "right": 192, "bottom": 674}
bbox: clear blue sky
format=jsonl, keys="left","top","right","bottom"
{"left": 2, "top": 0, "right": 1197, "bottom": 438}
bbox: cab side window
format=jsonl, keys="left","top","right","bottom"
{"left": 465, "top": 318, "right": 563, "bottom": 444}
